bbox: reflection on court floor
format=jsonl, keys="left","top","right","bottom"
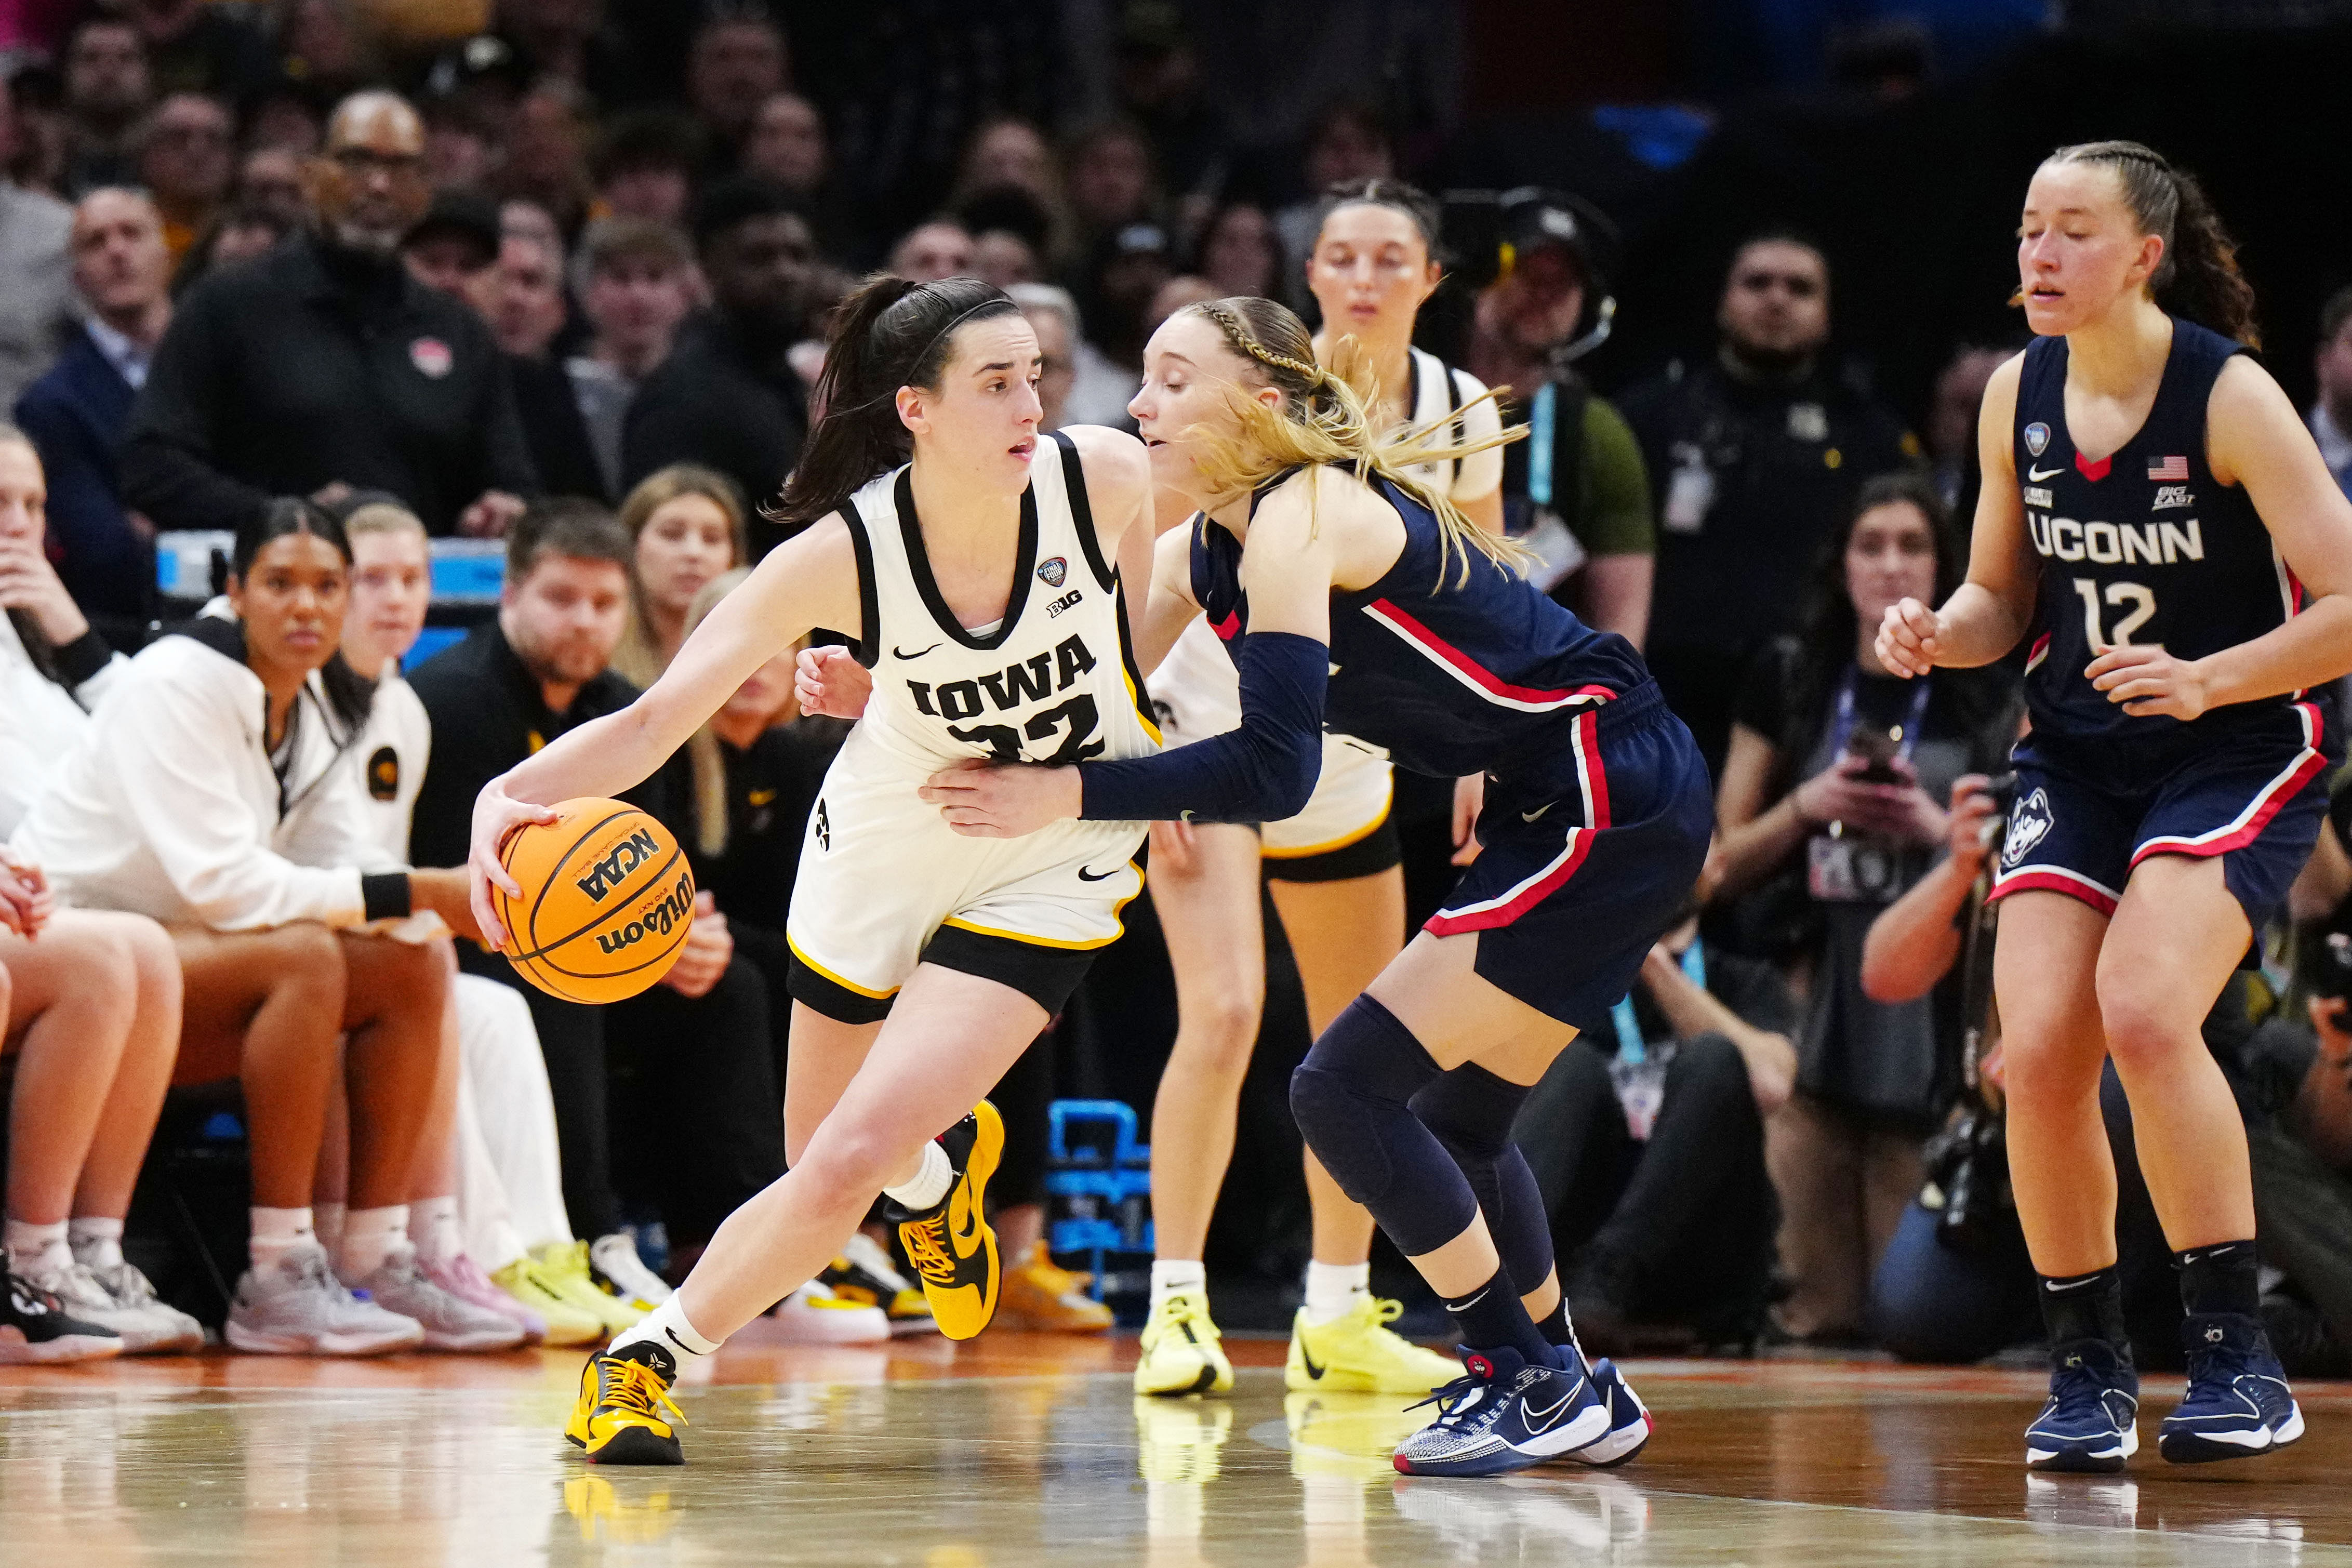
{"left": 1, "top": 1332, "right": 2346, "bottom": 1566}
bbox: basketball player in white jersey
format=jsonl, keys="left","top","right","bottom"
{"left": 1129, "top": 179, "right": 1501, "bottom": 1396}
{"left": 465, "top": 275, "right": 1157, "bottom": 1465}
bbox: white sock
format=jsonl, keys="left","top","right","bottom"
{"left": 610, "top": 1295, "right": 722, "bottom": 1367}
{"left": 881, "top": 1141, "right": 952, "bottom": 1212}
{"left": 337, "top": 1205, "right": 410, "bottom": 1281}
{"left": 69, "top": 1216, "right": 125, "bottom": 1271}
{"left": 408, "top": 1196, "right": 464, "bottom": 1268}
{"left": 1303, "top": 1260, "right": 1372, "bottom": 1326}
{"left": 5, "top": 1218, "right": 70, "bottom": 1277}
{"left": 313, "top": 1201, "right": 348, "bottom": 1256}
{"left": 1150, "top": 1259, "right": 1207, "bottom": 1312}
{"left": 249, "top": 1206, "right": 315, "bottom": 1273}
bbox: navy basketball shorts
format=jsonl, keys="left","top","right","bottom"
{"left": 1990, "top": 699, "right": 2330, "bottom": 931}
{"left": 1425, "top": 682, "right": 1714, "bottom": 1033}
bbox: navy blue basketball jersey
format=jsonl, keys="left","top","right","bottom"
{"left": 2013, "top": 318, "right": 2296, "bottom": 750}
{"left": 1189, "top": 472, "right": 1650, "bottom": 779}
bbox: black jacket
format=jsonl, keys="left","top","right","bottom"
{"left": 123, "top": 233, "right": 539, "bottom": 536}
{"left": 405, "top": 622, "right": 678, "bottom": 872}
{"left": 509, "top": 352, "right": 611, "bottom": 504}
{"left": 621, "top": 313, "right": 806, "bottom": 552}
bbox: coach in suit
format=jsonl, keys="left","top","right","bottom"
{"left": 14, "top": 188, "right": 171, "bottom": 644}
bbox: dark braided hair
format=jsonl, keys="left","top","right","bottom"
{"left": 2042, "top": 140, "right": 2260, "bottom": 348}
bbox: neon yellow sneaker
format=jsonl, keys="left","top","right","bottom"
{"left": 491, "top": 1256, "right": 605, "bottom": 1346}
{"left": 1285, "top": 1295, "right": 1459, "bottom": 1393}
{"left": 1134, "top": 1288, "right": 1233, "bottom": 1396}
{"left": 995, "top": 1241, "right": 1113, "bottom": 1333}
{"left": 563, "top": 1473, "right": 677, "bottom": 1544}
{"left": 895, "top": 1102, "right": 1003, "bottom": 1340}
{"left": 565, "top": 1346, "right": 686, "bottom": 1465}
{"left": 534, "top": 1240, "right": 647, "bottom": 1335}
{"left": 1284, "top": 1389, "right": 1431, "bottom": 1481}
{"left": 1133, "top": 1394, "right": 1233, "bottom": 1483}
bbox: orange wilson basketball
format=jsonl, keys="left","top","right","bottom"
{"left": 494, "top": 798, "right": 695, "bottom": 1003}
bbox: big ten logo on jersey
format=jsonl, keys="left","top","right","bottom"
{"left": 575, "top": 826, "right": 662, "bottom": 901}
{"left": 905, "top": 634, "right": 1107, "bottom": 764}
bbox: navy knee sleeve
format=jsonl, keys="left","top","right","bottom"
{"left": 1290, "top": 996, "right": 1477, "bottom": 1257}
{"left": 1414, "top": 1065, "right": 1556, "bottom": 1296}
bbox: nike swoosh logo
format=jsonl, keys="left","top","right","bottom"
{"left": 1299, "top": 1343, "right": 1326, "bottom": 1380}
{"left": 1447, "top": 1288, "right": 1489, "bottom": 1312}
{"left": 2027, "top": 465, "right": 2063, "bottom": 482}
{"left": 1522, "top": 1385, "right": 1577, "bottom": 1433}
{"left": 1521, "top": 802, "right": 1553, "bottom": 823}
{"left": 894, "top": 642, "right": 942, "bottom": 660}
{"left": 1076, "top": 865, "right": 1120, "bottom": 882}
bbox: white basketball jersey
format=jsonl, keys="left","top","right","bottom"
{"left": 843, "top": 430, "right": 1160, "bottom": 775}
{"left": 1402, "top": 346, "right": 1505, "bottom": 503}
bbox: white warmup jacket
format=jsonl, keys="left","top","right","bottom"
{"left": 11, "top": 621, "right": 394, "bottom": 929}
{"left": 0, "top": 613, "right": 126, "bottom": 838}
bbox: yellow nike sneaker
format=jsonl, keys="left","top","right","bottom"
{"left": 895, "top": 1102, "right": 1003, "bottom": 1339}
{"left": 1285, "top": 1295, "right": 1459, "bottom": 1393}
{"left": 996, "top": 1241, "right": 1113, "bottom": 1333}
{"left": 563, "top": 1474, "right": 676, "bottom": 1544}
{"left": 1134, "top": 1288, "right": 1233, "bottom": 1396}
{"left": 1284, "top": 1389, "right": 1431, "bottom": 1481}
{"left": 1134, "top": 1394, "right": 1233, "bottom": 1483}
{"left": 534, "top": 1241, "right": 647, "bottom": 1334}
{"left": 491, "top": 1256, "right": 605, "bottom": 1347}
{"left": 565, "top": 1346, "right": 687, "bottom": 1465}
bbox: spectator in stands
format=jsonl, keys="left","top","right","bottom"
{"left": 406, "top": 499, "right": 785, "bottom": 1271}
{"left": 609, "top": 464, "right": 744, "bottom": 688}
{"left": 1272, "top": 100, "right": 1392, "bottom": 286}
{"left": 1514, "top": 907, "right": 1796, "bottom": 1354}
{"left": 1619, "top": 231, "right": 1920, "bottom": 776}
{"left": 234, "top": 144, "right": 309, "bottom": 231}
{"left": 1466, "top": 191, "right": 1653, "bottom": 645}
{"left": 888, "top": 218, "right": 973, "bottom": 284}
{"left": 1064, "top": 120, "right": 1158, "bottom": 258}
{"left": 269, "top": 0, "right": 374, "bottom": 109}
{"left": 493, "top": 221, "right": 606, "bottom": 501}
{"left": 953, "top": 115, "right": 1072, "bottom": 266}
{"left": 591, "top": 110, "right": 698, "bottom": 230}
{"left": 489, "top": 85, "right": 593, "bottom": 240}
{"left": 169, "top": 196, "right": 295, "bottom": 296}
{"left": 1193, "top": 198, "right": 1281, "bottom": 301}
{"left": 1006, "top": 281, "right": 1134, "bottom": 431}
{"left": 622, "top": 178, "right": 813, "bottom": 540}
{"left": 420, "top": 94, "right": 495, "bottom": 194}
{"left": 59, "top": 15, "right": 151, "bottom": 195}
{"left": 399, "top": 187, "right": 500, "bottom": 300}
{"left": 4, "top": 64, "right": 71, "bottom": 198}
{"left": 960, "top": 188, "right": 1056, "bottom": 291}
{"left": 742, "top": 90, "right": 825, "bottom": 196}
{"left": 13, "top": 188, "right": 171, "bottom": 644}
{"left": 15, "top": 497, "right": 485, "bottom": 1355}
{"left": 567, "top": 219, "right": 695, "bottom": 500}
{"left": 133, "top": 91, "right": 232, "bottom": 264}
{"left": 0, "top": 75, "right": 75, "bottom": 415}
{"left": 686, "top": 11, "right": 788, "bottom": 174}
{"left": 123, "top": 90, "right": 536, "bottom": 538}
{"left": 129, "top": 0, "right": 273, "bottom": 103}
{"left": 1704, "top": 473, "right": 2017, "bottom": 1343}
{"left": 1074, "top": 219, "right": 1173, "bottom": 370}
{"left": 1924, "top": 343, "right": 2010, "bottom": 511}
{"left": 972, "top": 227, "right": 1040, "bottom": 290}
{"left": 2310, "top": 284, "right": 2352, "bottom": 498}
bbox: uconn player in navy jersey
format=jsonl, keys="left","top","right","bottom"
{"left": 463, "top": 277, "right": 1159, "bottom": 1464}
{"left": 912, "top": 297, "right": 1711, "bottom": 1477}
{"left": 1880, "top": 142, "right": 2352, "bottom": 1472}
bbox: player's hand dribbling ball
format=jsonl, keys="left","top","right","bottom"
{"left": 490, "top": 798, "right": 696, "bottom": 1003}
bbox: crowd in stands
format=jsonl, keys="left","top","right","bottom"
{"left": 3, "top": 0, "right": 2352, "bottom": 1371}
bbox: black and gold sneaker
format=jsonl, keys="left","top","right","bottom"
{"left": 893, "top": 1101, "right": 1003, "bottom": 1339}
{"left": 565, "top": 1343, "right": 688, "bottom": 1465}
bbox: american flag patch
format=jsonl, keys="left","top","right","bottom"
{"left": 2148, "top": 455, "right": 2189, "bottom": 481}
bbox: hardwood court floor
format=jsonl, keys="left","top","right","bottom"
{"left": 2, "top": 1326, "right": 2346, "bottom": 1565}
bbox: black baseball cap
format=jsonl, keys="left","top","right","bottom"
{"left": 1498, "top": 187, "right": 1620, "bottom": 288}
{"left": 403, "top": 189, "right": 501, "bottom": 268}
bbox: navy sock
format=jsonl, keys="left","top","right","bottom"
{"left": 2038, "top": 1265, "right": 2128, "bottom": 1351}
{"left": 2176, "top": 1239, "right": 2260, "bottom": 1318}
{"left": 1412, "top": 1065, "right": 1555, "bottom": 1296}
{"left": 1534, "top": 1297, "right": 1574, "bottom": 1350}
{"left": 1444, "top": 1265, "right": 1553, "bottom": 1366}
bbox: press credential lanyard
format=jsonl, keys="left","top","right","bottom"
{"left": 1610, "top": 941, "right": 1705, "bottom": 1065}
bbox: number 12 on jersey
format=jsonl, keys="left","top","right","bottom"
{"left": 2072, "top": 578, "right": 2156, "bottom": 652}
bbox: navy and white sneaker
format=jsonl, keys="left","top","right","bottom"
{"left": 1559, "top": 1354, "right": 1652, "bottom": 1468}
{"left": 2158, "top": 1312, "right": 2303, "bottom": 1465}
{"left": 1391, "top": 1345, "right": 1610, "bottom": 1478}
{"left": 2025, "top": 1338, "right": 2139, "bottom": 1472}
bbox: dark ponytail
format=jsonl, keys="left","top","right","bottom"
{"left": 230, "top": 496, "right": 375, "bottom": 733}
{"left": 2043, "top": 140, "right": 2260, "bottom": 348}
{"left": 769, "top": 273, "right": 1021, "bottom": 528}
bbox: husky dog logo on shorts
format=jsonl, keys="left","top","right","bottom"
{"left": 1036, "top": 556, "right": 1067, "bottom": 588}
{"left": 2002, "top": 787, "right": 2055, "bottom": 868}
{"left": 2024, "top": 421, "right": 2051, "bottom": 457}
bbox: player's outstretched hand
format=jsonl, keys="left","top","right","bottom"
{"left": 2087, "top": 644, "right": 2210, "bottom": 721}
{"left": 1876, "top": 597, "right": 1941, "bottom": 678}
{"left": 795, "top": 646, "right": 872, "bottom": 720}
{"left": 920, "top": 760, "right": 1083, "bottom": 838}
{"left": 467, "top": 776, "right": 560, "bottom": 952}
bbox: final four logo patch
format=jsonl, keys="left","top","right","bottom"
{"left": 1037, "top": 556, "right": 1067, "bottom": 588}
{"left": 2024, "top": 422, "right": 2050, "bottom": 457}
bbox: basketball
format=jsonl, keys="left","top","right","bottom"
{"left": 493, "top": 797, "right": 696, "bottom": 1004}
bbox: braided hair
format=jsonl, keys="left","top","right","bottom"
{"left": 1176, "top": 296, "right": 1525, "bottom": 588}
{"left": 2039, "top": 140, "right": 2260, "bottom": 348}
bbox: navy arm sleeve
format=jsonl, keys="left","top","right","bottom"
{"left": 1077, "top": 630, "right": 1327, "bottom": 823}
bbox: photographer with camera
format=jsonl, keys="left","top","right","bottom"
{"left": 1707, "top": 473, "right": 2019, "bottom": 1343}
